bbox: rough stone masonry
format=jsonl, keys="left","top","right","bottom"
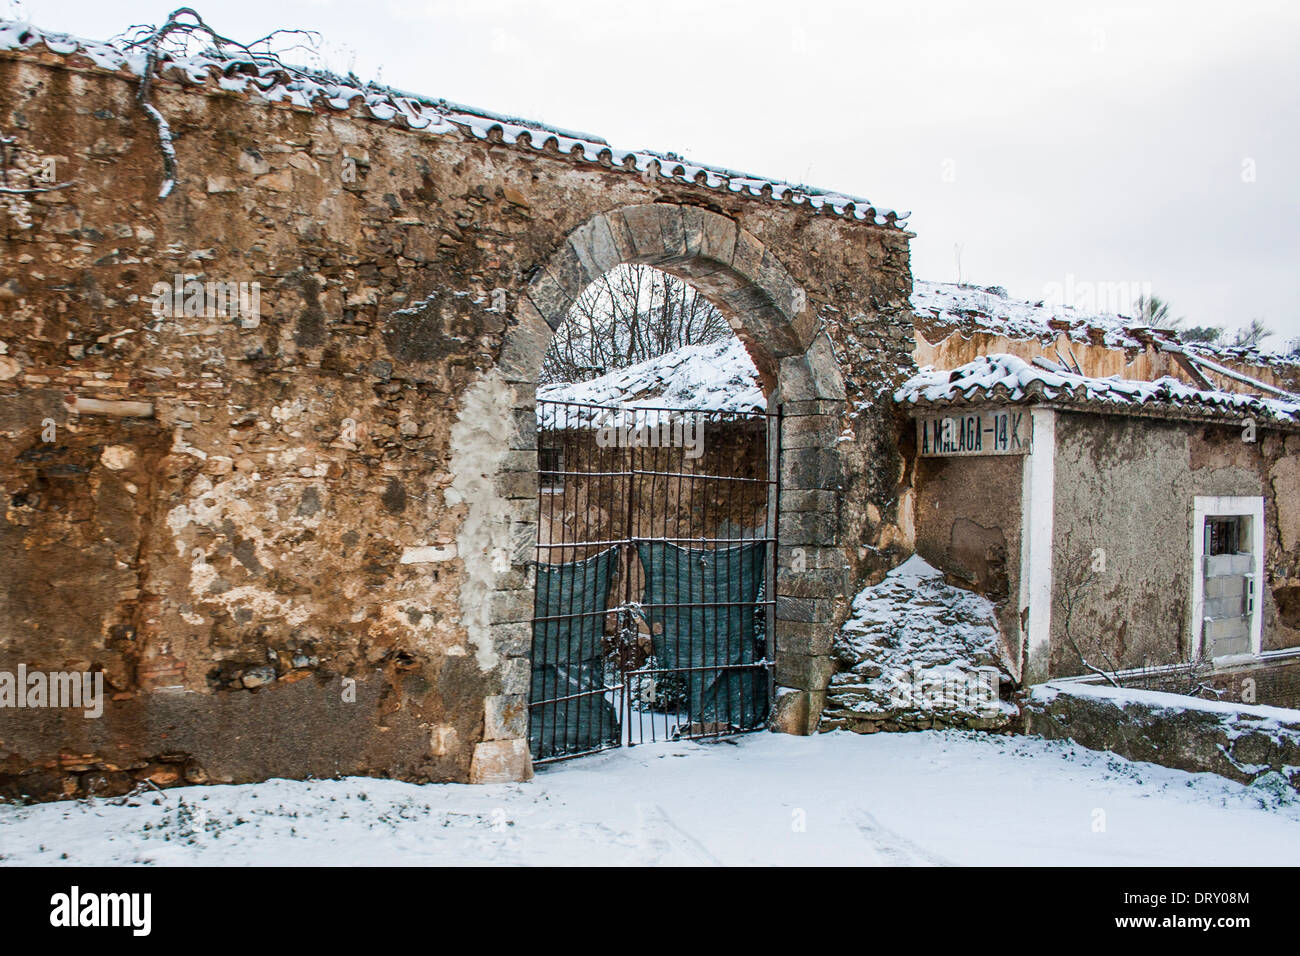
{"left": 0, "top": 26, "right": 915, "bottom": 800}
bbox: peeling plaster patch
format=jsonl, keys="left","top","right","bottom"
{"left": 215, "top": 585, "right": 312, "bottom": 627}
{"left": 897, "top": 486, "right": 916, "bottom": 546}
{"left": 270, "top": 398, "right": 307, "bottom": 423}
{"left": 189, "top": 550, "right": 218, "bottom": 594}
{"left": 375, "top": 602, "right": 438, "bottom": 649}
{"left": 166, "top": 475, "right": 279, "bottom": 597}
{"left": 449, "top": 369, "right": 514, "bottom": 672}
{"left": 171, "top": 429, "right": 207, "bottom": 460}
{"left": 401, "top": 544, "right": 457, "bottom": 564}
{"left": 1271, "top": 457, "right": 1300, "bottom": 553}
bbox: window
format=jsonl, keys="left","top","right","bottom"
{"left": 1205, "top": 515, "right": 1246, "bottom": 556}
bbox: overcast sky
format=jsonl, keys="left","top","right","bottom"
{"left": 9, "top": 0, "right": 1299, "bottom": 344}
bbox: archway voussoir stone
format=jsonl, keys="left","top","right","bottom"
{"left": 757, "top": 249, "right": 810, "bottom": 340}
{"left": 525, "top": 269, "right": 573, "bottom": 330}
{"left": 681, "top": 205, "right": 707, "bottom": 259}
{"left": 603, "top": 209, "right": 639, "bottom": 264}
{"left": 792, "top": 309, "right": 818, "bottom": 351}
{"left": 619, "top": 204, "right": 676, "bottom": 262}
{"left": 546, "top": 240, "right": 596, "bottom": 302}
{"left": 500, "top": 298, "right": 552, "bottom": 383}
{"left": 700, "top": 210, "right": 738, "bottom": 265}
{"left": 568, "top": 214, "right": 622, "bottom": 277}
{"left": 653, "top": 204, "right": 689, "bottom": 264}
{"left": 730, "top": 228, "right": 767, "bottom": 285}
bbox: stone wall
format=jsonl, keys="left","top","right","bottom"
{"left": 1025, "top": 680, "right": 1300, "bottom": 791}
{"left": 0, "top": 42, "right": 914, "bottom": 799}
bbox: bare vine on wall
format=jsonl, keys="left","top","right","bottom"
{"left": 1056, "top": 527, "right": 1215, "bottom": 695}
{"left": 1055, "top": 528, "right": 1121, "bottom": 686}
{"left": 109, "top": 7, "right": 322, "bottom": 199}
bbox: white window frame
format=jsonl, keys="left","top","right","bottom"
{"left": 1190, "top": 495, "right": 1264, "bottom": 663}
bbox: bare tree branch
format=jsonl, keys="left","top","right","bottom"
{"left": 108, "top": 8, "right": 324, "bottom": 201}
{"left": 540, "top": 264, "right": 733, "bottom": 385}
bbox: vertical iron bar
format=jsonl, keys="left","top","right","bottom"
{"left": 623, "top": 407, "right": 637, "bottom": 747}
{"left": 769, "top": 403, "right": 783, "bottom": 711}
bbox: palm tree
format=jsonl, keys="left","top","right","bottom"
{"left": 1133, "top": 294, "right": 1183, "bottom": 330}
{"left": 1229, "top": 318, "right": 1272, "bottom": 349}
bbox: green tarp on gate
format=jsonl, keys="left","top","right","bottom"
{"left": 529, "top": 541, "right": 769, "bottom": 760}
{"left": 635, "top": 541, "right": 769, "bottom": 730}
{"left": 529, "top": 547, "right": 621, "bottom": 759}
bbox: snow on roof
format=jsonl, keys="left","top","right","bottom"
{"left": 0, "top": 19, "right": 907, "bottom": 227}
{"left": 895, "top": 353, "right": 1300, "bottom": 425}
{"left": 536, "top": 338, "right": 763, "bottom": 428}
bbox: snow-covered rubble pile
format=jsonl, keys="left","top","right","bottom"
{"left": 0, "top": 20, "right": 905, "bottom": 224}
{"left": 537, "top": 338, "right": 763, "bottom": 428}
{"left": 895, "top": 353, "right": 1300, "bottom": 423}
{"left": 823, "top": 556, "right": 1016, "bottom": 732}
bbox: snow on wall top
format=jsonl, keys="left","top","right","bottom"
{"left": 1032, "top": 679, "right": 1300, "bottom": 728}
{"left": 536, "top": 338, "right": 763, "bottom": 428}
{"left": 895, "top": 353, "right": 1300, "bottom": 425}
{"left": 0, "top": 19, "right": 907, "bottom": 228}
{"left": 829, "top": 555, "right": 1012, "bottom": 714}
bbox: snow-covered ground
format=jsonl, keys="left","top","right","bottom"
{"left": 2, "top": 731, "right": 1297, "bottom": 866}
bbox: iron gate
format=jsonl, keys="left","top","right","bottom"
{"left": 528, "top": 398, "right": 781, "bottom": 764}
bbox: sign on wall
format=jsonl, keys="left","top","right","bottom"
{"left": 917, "top": 409, "right": 1032, "bottom": 457}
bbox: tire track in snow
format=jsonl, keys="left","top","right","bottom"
{"left": 850, "top": 809, "right": 952, "bottom": 866}
{"left": 635, "top": 803, "right": 723, "bottom": 865}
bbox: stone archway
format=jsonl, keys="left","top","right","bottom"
{"left": 464, "top": 203, "right": 846, "bottom": 781}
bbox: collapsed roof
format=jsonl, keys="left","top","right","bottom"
{"left": 912, "top": 280, "right": 1298, "bottom": 372}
